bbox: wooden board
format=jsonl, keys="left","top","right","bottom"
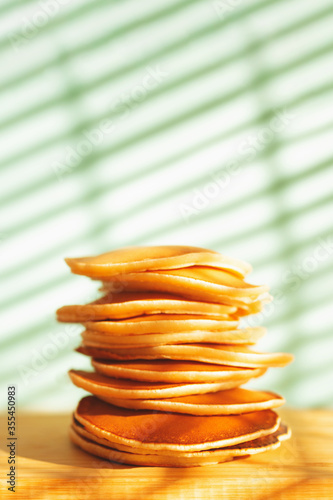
{"left": 1, "top": 409, "right": 333, "bottom": 499}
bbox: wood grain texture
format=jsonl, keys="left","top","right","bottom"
{"left": 1, "top": 409, "right": 333, "bottom": 499}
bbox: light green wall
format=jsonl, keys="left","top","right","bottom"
{"left": 1, "top": 0, "right": 333, "bottom": 410}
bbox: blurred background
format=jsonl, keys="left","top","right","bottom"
{"left": 1, "top": 0, "right": 333, "bottom": 411}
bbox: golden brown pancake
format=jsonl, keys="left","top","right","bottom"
{"left": 65, "top": 245, "right": 252, "bottom": 278}
{"left": 91, "top": 359, "right": 266, "bottom": 383}
{"left": 73, "top": 416, "right": 290, "bottom": 454}
{"left": 98, "top": 387, "right": 285, "bottom": 415}
{"left": 72, "top": 417, "right": 290, "bottom": 457}
{"left": 74, "top": 396, "right": 280, "bottom": 451}
{"left": 70, "top": 420, "right": 290, "bottom": 466}
{"left": 81, "top": 326, "right": 265, "bottom": 347}
{"left": 78, "top": 343, "right": 294, "bottom": 368}
{"left": 234, "top": 298, "right": 271, "bottom": 316}
{"left": 101, "top": 266, "right": 269, "bottom": 306}
{"left": 83, "top": 314, "right": 238, "bottom": 334}
{"left": 69, "top": 370, "right": 249, "bottom": 399}
{"left": 57, "top": 291, "right": 236, "bottom": 322}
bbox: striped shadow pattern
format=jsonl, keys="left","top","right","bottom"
{"left": 0, "top": 0, "right": 333, "bottom": 410}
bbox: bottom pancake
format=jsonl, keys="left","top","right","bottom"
{"left": 74, "top": 396, "right": 280, "bottom": 452}
{"left": 70, "top": 421, "right": 290, "bottom": 467}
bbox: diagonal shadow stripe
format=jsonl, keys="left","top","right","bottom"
{"left": 243, "top": 228, "right": 333, "bottom": 272}
{"left": 0, "top": 0, "right": 26, "bottom": 16}
{"left": 1, "top": 81, "right": 333, "bottom": 229}
{"left": 1, "top": 69, "right": 333, "bottom": 243}
{"left": 0, "top": 318, "right": 59, "bottom": 352}
{"left": 0, "top": 350, "right": 75, "bottom": 384}
{"left": 262, "top": 267, "right": 333, "bottom": 330}
{"left": 2, "top": 3, "right": 333, "bottom": 136}
{"left": 0, "top": 0, "right": 285, "bottom": 90}
{"left": 276, "top": 359, "right": 333, "bottom": 393}
{"left": 1, "top": 54, "right": 332, "bottom": 219}
{"left": 0, "top": 0, "right": 201, "bottom": 52}
{"left": 3, "top": 94, "right": 332, "bottom": 240}
{"left": 283, "top": 322, "right": 333, "bottom": 354}
{"left": 121, "top": 153, "right": 333, "bottom": 245}
{"left": 1, "top": 3, "right": 332, "bottom": 209}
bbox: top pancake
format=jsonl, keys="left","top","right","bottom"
{"left": 74, "top": 396, "right": 280, "bottom": 451}
{"left": 65, "top": 245, "right": 252, "bottom": 278}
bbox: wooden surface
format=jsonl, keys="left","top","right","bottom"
{"left": 1, "top": 409, "right": 333, "bottom": 499}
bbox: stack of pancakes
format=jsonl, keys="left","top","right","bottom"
{"left": 57, "top": 245, "right": 293, "bottom": 467}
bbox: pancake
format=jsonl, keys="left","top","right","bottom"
{"left": 74, "top": 396, "right": 280, "bottom": 452}
{"left": 57, "top": 291, "right": 236, "bottom": 322}
{"left": 78, "top": 343, "right": 294, "bottom": 368}
{"left": 69, "top": 370, "right": 248, "bottom": 399}
{"left": 101, "top": 266, "right": 269, "bottom": 306}
{"left": 65, "top": 245, "right": 252, "bottom": 278}
{"left": 83, "top": 315, "right": 238, "bottom": 335}
{"left": 91, "top": 359, "right": 266, "bottom": 383}
{"left": 234, "top": 298, "right": 271, "bottom": 317}
{"left": 70, "top": 422, "right": 290, "bottom": 467}
{"left": 72, "top": 417, "right": 289, "bottom": 457}
{"left": 98, "top": 388, "right": 285, "bottom": 415}
{"left": 81, "top": 326, "right": 265, "bottom": 347}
